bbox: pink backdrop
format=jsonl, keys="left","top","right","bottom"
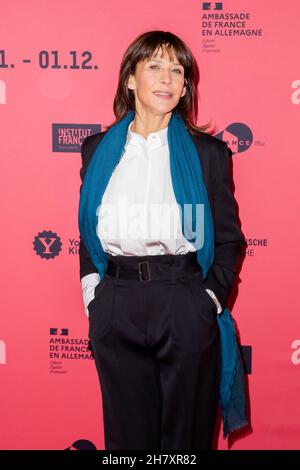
{"left": 1, "top": 0, "right": 299, "bottom": 450}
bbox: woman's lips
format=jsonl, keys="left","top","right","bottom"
{"left": 153, "top": 92, "right": 173, "bottom": 100}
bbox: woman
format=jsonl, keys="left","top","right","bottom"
{"left": 78, "top": 30, "right": 246, "bottom": 450}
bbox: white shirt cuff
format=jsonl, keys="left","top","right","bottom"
{"left": 205, "top": 288, "right": 223, "bottom": 314}
{"left": 81, "top": 273, "right": 101, "bottom": 317}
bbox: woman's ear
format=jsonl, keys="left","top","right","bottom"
{"left": 181, "top": 79, "right": 187, "bottom": 98}
{"left": 127, "top": 74, "right": 135, "bottom": 91}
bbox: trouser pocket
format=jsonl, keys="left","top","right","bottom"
{"left": 88, "top": 276, "right": 117, "bottom": 339}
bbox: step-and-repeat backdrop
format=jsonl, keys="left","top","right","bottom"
{"left": 1, "top": 0, "right": 299, "bottom": 450}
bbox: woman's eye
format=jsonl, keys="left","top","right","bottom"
{"left": 149, "top": 65, "right": 182, "bottom": 74}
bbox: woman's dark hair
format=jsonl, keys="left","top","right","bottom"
{"left": 104, "top": 30, "right": 212, "bottom": 135}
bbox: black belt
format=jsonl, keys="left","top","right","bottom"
{"left": 105, "top": 252, "right": 203, "bottom": 282}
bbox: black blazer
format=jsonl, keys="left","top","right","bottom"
{"left": 79, "top": 129, "right": 245, "bottom": 312}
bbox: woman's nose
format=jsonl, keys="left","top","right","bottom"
{"left": 159, "top": 70, "right": 172, "bottom": 83}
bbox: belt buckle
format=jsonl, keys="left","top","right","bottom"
{"left": 138, "top": 261, "right": 151, "bottom": 281}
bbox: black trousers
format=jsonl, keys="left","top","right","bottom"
{"left": 88, "top": 252, "right": 220, "bottom": 450}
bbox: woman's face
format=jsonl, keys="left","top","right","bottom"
{"left": 128, "top": 45, "right": 186, "bottom": 118}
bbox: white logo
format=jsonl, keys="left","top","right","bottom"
{"left": 291, "top": 340, "right": 300, "bottom": 364}
{"left": 0, "top": 80, "right": 6, "bottom": 105}
{"left": 291, "top": 80, "right": 300, "bottom": 105}
{"left": 0, "top": 340, "right": 6, "bottom": 365}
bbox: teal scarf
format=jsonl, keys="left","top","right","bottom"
{"left": 78, "top": 109, "right": 248, "bottom": 439}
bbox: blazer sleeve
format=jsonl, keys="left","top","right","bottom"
{"left": 78, "top": 136, "right": 99, "bottom": 281}
{"left": 202, "top": 141, "right": 245, "bottom": 311}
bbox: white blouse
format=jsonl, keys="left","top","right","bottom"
{"left": 97, "top": 119, "right": 195, "bottom": 256}
{"left": 81, "top": 120, "right": 222, "bottom": 316}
